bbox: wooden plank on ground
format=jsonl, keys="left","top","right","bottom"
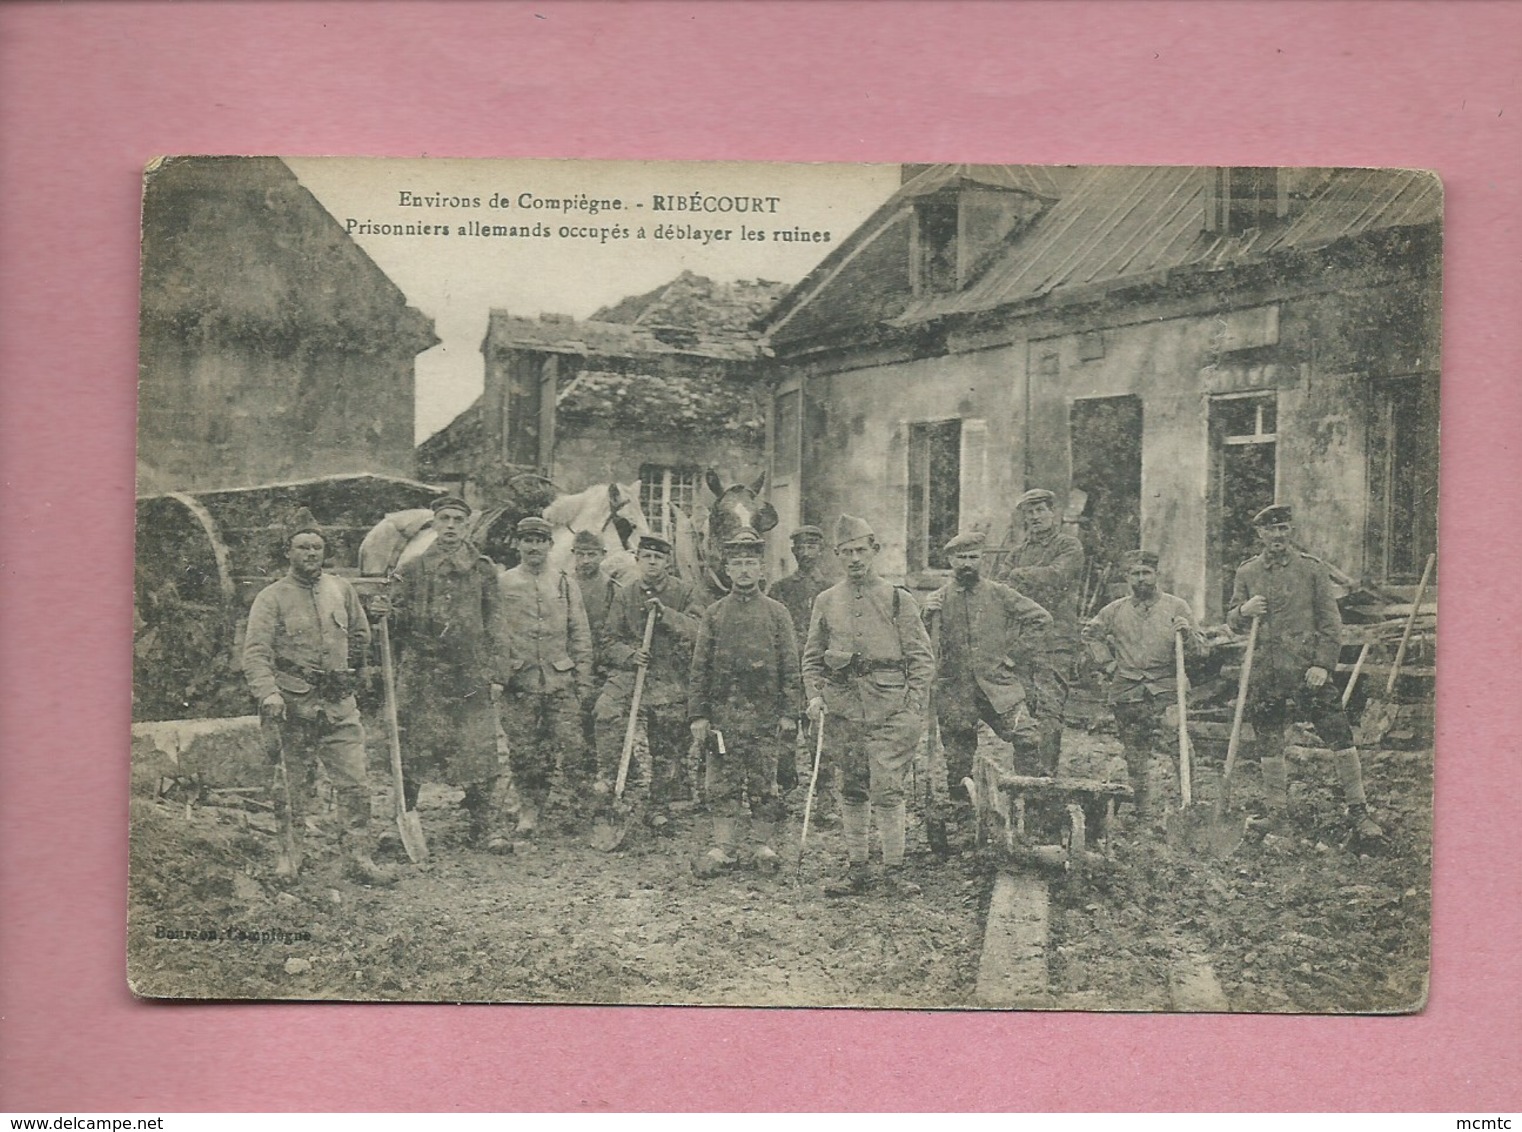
{"left": 976, "top": 871, "right": 1050, "bottom": 1007}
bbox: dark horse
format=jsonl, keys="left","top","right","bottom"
{"left": 698, "top": 469, "right": 778, "bottom": 597}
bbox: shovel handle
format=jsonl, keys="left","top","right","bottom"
{"left": 377, "top": 618, "right": 409, "bottom": 813}
{"left": 1385, "top": 552, "right": 1436, "bottom": 696}
{"left": 1175, "top": 629, "right": 1192, "bottom": 808}
{"left": 1220, "top": 617, "right": 1259, "bottom": 813}
{"left": 1342, "top": 641, "right": 1372, "bottom": 707}
{"left": 800, "top": 712, "right": 826, "bottom": 853}
{"left": 614, "top": 607, "right": 659, "bottom": 799}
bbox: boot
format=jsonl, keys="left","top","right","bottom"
{"left": 402, "top": 776, "right": 421, "bottom": 812}
{"left": 337, "top": 789, "right": 397, "bottom": 886}
{"left": 1332, "top": 748, "right": 1385, "bottom": 841}
{"left": 823, "top": 801, "right": 872, "bottom": 896}
{"left": 1244, "top": 754, "right": 1289, "bottom": 836}
{"left": 823, "top": 861, "right": 876, "bottom": 897}
{"left": 748, "top": 817, "right": 781, "bottom": 874}
{"left": 515, "top": 794, "right": 542, "bottom": 837}
{"left": 693, "top": 803, "right": 741, "bottom": 877}
{"left": 876, "top": 800, "right": 908, "bottom": 868}
{"left": 1124, "top": 748, "right": 1153, "bottom": 826}
{"left": 880, "top": 867, "right": 922, "bottom": 897}
{"left": 462, "top": 780, "right": 507, "bottom": 850}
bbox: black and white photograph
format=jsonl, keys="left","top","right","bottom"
{"left": 129, "top": 157, "right": 1438, "bottom": 1011}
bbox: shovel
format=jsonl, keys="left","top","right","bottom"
{"left": 1169, "top": 616, "right": 1256, "bottom": 857}
{"left": 378, "top": 616, "right": 427, "bottom": 864}
{"left": 263, "top": 715, "right": 303, "bottom": 879}
{"left": 1174, "top": 628, "right": 1193, "bottom": 808}
{"left": 590, "top": 606, "right": 658, "bottom": 852}
{"left": 794, "top": 711, "right": 828, "bottom": 882}
{"left": 1357, "top": 552, "right": 1435, "bottom": 747}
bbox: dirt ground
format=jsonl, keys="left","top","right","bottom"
{"left": 128, "top": 718, "right": 1431, "bottom": 1012}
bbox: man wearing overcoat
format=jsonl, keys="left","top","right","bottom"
{"left": 1228, "top": 504, "right": 1384, "bottom": 841}
{"left": 243, "top": 512, "right": 395, "bottom": 885}
{"left": 766, "top": 524, "right": 832, "bottom": 793}
{"left": 802, "top": 514, "right": 934, "bottom": 897}
{"left": 497, "top": 516, "right": 594, "bottom": 841}
{"left": 594, "top": 533, "right": 708, "bottom": 813}
{"left": 688, "top": 530, "right": 802, "bottom": 876}
{"left": 999, "top": 488, "right": 1085, "bottom": 772}
{"left": 380, "top": 495, "right": 508, "bottom": 849}
{"left": 921, "top": 531, "right": 1052, "bottom": 841}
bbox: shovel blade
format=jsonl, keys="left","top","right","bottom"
{"left": 1166, "top": 804, "right": 1246, "bottom": 859}
{"left": 1356, "top": 699, "right": 1398, "bottom": 747}
{"left": 398, "top": 809, "right": 428, "bottom": 864}
{"left": 589, "top": 813, "right": 630, "bottom": 853}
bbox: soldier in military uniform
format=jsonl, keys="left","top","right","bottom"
{"left": 1228, "top": 505, "right": 1384, "bottom": 841}
{"left": 999, "top": 488, "right": 1086, "bottom": 773}
{"left": 921, "top": 531, "right": 1052, "bottom": 845}
{"left": 766, "top": 524, "right": 831, "bottom": 793}
{"left": 1082, "top": 550, "right": 1205, "bottom": 824}
{"left": 594, "top": 533, "right": 708, "bottom": 815}
{"left": 570, "top": 527, "right": 619, "bottom": 782}
{"left": 802, "top": 515, "right": 935, "bottom": 897}
{"left": 243, "top": 512, "right": 395, "bottom": 885}
{"left": 688, "top": 530, "right": 802, "bottom": 877}
{"left": 496, "top": 516, "right": 594, "bottom": 842}
{"left": 373, "top": 495, "right": 508, "bottom": 850}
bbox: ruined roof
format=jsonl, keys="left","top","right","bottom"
{"left": 486, "top": 272, "right": 784, "bottom": 362}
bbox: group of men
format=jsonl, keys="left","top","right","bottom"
{"left": 241, "top": 486, "right": 1384, "bottom": 894}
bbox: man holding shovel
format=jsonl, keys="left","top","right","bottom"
{"left": 802, "top": 515, "right": 935, "bottom": 897}
{"left": 1228, "top": 505, "right": 1384, "bottom": 842}
{"left": 1082, "top": 550, "right": 1204, "bottom": 827}
{"left": 688, "top": 530, "right": 802, "bottom": 877}
{"left": 373, "top": 495, "right": 509, "bottom": 853}
{"left": 243, "top": 511, "right": 396, "bottom": 886}
{"left": 593, "top": 533, "right": 707, "bottom": 824}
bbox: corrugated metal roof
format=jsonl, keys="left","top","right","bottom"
{"left": 895, "top": 166, "right": 1441, "bottom": 323}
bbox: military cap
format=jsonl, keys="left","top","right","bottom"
{"left": 637, "top": 533, "right": 674, "bottom": 557}
{"left": 284, "top": 507, "right": 325, "bottom": 546}
{"left": 834, "top": 514, "right": 875, "bottom": 547}
{"left": 790, "top": 525, "right": 825, "bottom": 543}
{"left": 1016, "top": 488, "right": 1057, "bottom": 509}
{"left": 943, "top": 530, "right": 987, "bottom": 554}
{"left": 722, "top": 529, "right": 766, "bottom": 557}
{"left": 515, "top": 516, "right": 553, "bottom": 539}
{"left": 1252, "top": 504, "right": 1293, "bottom": 527}
{"left": 571, "top": 529, "right": 605, "bottom": 552}
{"left": 1122, "top": 550, "right": 1160, "bottom": 568}
{"left": 430, "top": 494, "right": 471, "bottom": 517}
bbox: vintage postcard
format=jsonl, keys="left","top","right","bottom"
{"left": 130, "top": 158, "right": 1437, "bottom": 1010}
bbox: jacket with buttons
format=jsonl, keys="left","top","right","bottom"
{"left": 497, "top": 564, "right": 593, "bottom": 698}
{"left": 689, "top": 589, "right": 802, "bottom": 728}
{"left": 802, "top": 575, "right": 935, "bottom": 723}
{"left": 1228, "top": 549, "right": 1342, "bottom": 697}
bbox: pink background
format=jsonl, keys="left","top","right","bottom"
{"left": 1, "top": 0, "right": 1517, "bottom": 1112}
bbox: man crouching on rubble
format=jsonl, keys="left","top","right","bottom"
{"left": 243, "top": 511, "right": 396, "bottom": 886}
{"left": 688, "top": 530, "right": 802, "bottom": 877}
{"left": 1230, "top": 505, "right": 1384, "bottom": 843}
{"left": 1082, "top": 550, "right": 1205, "bottom": 827}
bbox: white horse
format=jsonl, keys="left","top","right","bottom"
{"left": 544, "top": 480, "right": 648, "bottom": 585}
{"left": 356, "top": 480, "right": 650, "bottom": 586}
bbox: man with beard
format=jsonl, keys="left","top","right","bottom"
{"left": 374, "top": 495, "right": 508, "bottom": 851}
{"left": 594, "top": 533, "right": 708, "bottom": 818}
{"left": 802, "top": 515, "right": 934, "bottom": 897}
{"left": 1083, "top": 550, "right": 1204, "bottom": 825}
{"left": 496, "top": 516, "right": 594, "bottom": 841}
{"left": 768, "top": 525, "right": 830, "bottom": 794}
{"left": 1230, "top": 505, "right": 1384, "bottom": 842}
{"left": 999, "top": 488, "right": 1085, "bottom": 773}
{"left": 688, "top": 530, "right": 802, "bottom": 877}
{"left": 243, "top": 512, "right": 395, "bottom": 885}
{"left": 921, "top": 531, "right": 1052, "bottom": 847}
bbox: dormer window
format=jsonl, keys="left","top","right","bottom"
{"left": 913, "top": 196, "right": 961, "bottom": 294}
{"left": 1206, "top": 167, "right": 1290, "bottom": 234}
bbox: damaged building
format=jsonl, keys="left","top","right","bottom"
{"left": 760, "top": 164, "right": 1441, "bottom": 616}
{"left": 418, "top": 271, "right": 785, "bottom": 536}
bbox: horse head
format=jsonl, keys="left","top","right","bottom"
{"left": 699, "top": 469, "right": 777, "bottom": 595}
{"left": 545, "top": 480, "right": 650, "bottom": 584}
